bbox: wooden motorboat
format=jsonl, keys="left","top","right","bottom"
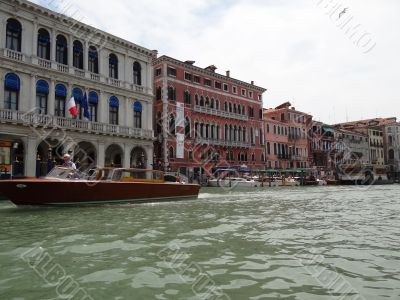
{"left": 0, "top": 167, "right": 200, "bottom": 206}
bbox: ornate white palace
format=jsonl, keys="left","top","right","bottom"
{"left": 0, "top": 0, "right": 155, "bottom": 177}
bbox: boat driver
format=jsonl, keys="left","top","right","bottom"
{"left": 62, "top": 154, "right": 77, "bottom": 170}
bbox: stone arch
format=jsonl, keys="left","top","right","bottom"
{"left": 74, "top": 141, "right": 97, "bottom": 171}
{"left": 131, "top": 146, "right": 147, "bottom": 168}
{"left": 105, "top": 144, "right": 123, "bottom": 167}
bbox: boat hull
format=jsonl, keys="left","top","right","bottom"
{"left": 0, "top": 179, "right": 200, "bottom": 206}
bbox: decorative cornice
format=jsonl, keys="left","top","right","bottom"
{"left": 153, "top": 55, "right": 267, "bottom": 93}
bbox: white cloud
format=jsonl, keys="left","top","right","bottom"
{"left": 33, "top": 0, "right": 400, "bottom": 123}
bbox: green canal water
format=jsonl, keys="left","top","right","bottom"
{"left": 0, "top": 185, "right": 399, "bottom": 300}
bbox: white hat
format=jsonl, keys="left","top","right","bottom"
{"left": 63, "top": 153, "right": 71, "bottom": 159}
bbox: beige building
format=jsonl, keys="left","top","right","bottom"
{"left": 0, "top": 0, "right": 155, "bottom": 177}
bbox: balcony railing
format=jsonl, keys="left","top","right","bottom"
{"left": 2, "top": 48, "right": 151, "bottom": 95}
{"left": 194, "top": 106, "right": 248, "bottom": 121}
{"left": 57, "top": 63, "right": 69, "bottom": 73}
{"left": 0, "top": 109, "right": 154, "bottom": 140}
{"left": 195, "top": 137, "right": 250, "bottom": 148}
{"left": 108, "top": 78, "right": 121, "bottom": 87}
{"left": 4, "top": 48, "right": 25, "bottom": 61}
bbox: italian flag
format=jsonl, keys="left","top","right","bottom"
{"left": 67, "top": 96, "right": 78, "bottom": 117}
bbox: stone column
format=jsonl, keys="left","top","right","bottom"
{"left": 30, "top": 74, "right": 37, "bottom": 111}
{"left": 68, "top": 35, "right": 73, "bottom": 67}
{"left": 124, "top": 54, "right": 130, "bottom": 83}
{"left": 123, "top": 144, "right": 131, "bottom": 168}
{"left": 97, "top": 141, "right": 105, "bottom": 167}
{"left": 125, "top": 97, "right": 131, "bottom": 127}
{"left": 48, "top": 80, "right": 55, "bottom": 115}
{"left": 147, "top": 101, "right": 152, "bottom": 131}
{"left": 25, "top": 136, "right": 37, "bottom": 177}
{"left": 51, "top": 29, "right": 56, "bottom": 61}
{"left": 98, "top": 91, "right": 107, "bottom": 123}
{"left": 146, "top": 61, "right": 152, "bottom": 95}
{"left": 83, "top": 41, "right": 89, "bottom": 71}
{"left": 0, "top": 17, "right": 6, "bottom": 49}
{"left": 145, "top": 145, "right": 153, "bottom": 169}
{"left": 32, "top": 22, "right": 38, "bottom": 56}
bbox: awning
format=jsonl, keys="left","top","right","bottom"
{"left": 133, "top": 101, "right": 142, "bottom": 112}
{"left": 88, "top": 91, "right": 98, "bottom": 104}
{"left": 73, "top": 88, "right": 83, "bottom": 102}
{"left": 5, "top": 73, "right": 20, "bottom": 91}
{"left": 36, "top": 80, "right": 49, "bottom": 94}
{"left": 55, "top": 84, "right": 67, "bottom": 98}
{"left": 109, "top": 96, "right": 119, "bottom": 108}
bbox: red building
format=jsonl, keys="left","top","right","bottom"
{"left": 153, "top": 55, "right": 267, "bottom": 180}
{"left": 264, "top": 102, "right": 312, "bottom": 170}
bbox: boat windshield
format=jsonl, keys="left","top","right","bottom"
{"left": 111, "top": 169, "right": 164, "bottom": 182}
{"left": 46, "top": 167, "right": 81, "bottom": 179}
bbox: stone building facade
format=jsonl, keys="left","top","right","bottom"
{"left": 264, "top": 102, "right": 312, "bottom": 170}
{"left": 153, "top": 56, "right": 266, "bottom": 179}
{"left": 0, "top": 0, "right": 155, "bottom": 177}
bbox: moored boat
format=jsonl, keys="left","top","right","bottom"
{"left": 0, "top": 167, "right": 200, "bottom": 206}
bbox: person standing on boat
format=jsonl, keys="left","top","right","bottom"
{"left": 62, "top": 154, "right": 76, "bottom": 170}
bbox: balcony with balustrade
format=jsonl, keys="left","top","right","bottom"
{"left": 0, "top": 108, "right": 154, "bottom": 141}
{"left": 1, "top": 48, "right": 151, "bottom": 95}
{"left": 194, "top": 106, "right": 249, "bottom": 121}
{"left": 195, "top": 137, "right": 250, "bottom": 148}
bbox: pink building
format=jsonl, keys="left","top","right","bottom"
{"left": 264, "top": 102, "right": 312, "bottom": 169}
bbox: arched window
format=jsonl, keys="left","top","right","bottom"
{"left": 211, "top": 98, "right": 215, "bottom": 109}
{"left": 6, "top": 19, "right": 22, "bottom": 51}
{"left": 205, "top": 124, "right": 210, "bottom": 139}
{"left": 133, "top": 61, "right": 142, "bottom": 85}
{"left": 185, "top": 117, "right": 190, "bottom": 137}
{"left": 4, "top": 73, "right": 20, "bottom": 110}
{"left": 156, "top": 87, "right": 162, "bottom": 101}
{"left": 205, "top": 97, "right": 210, "bottom": 107}
{"left": 73, "top": 87, "right": 83, "bottom": 118}
{"left": 184, "top": 91, "right": 191, "bottom": 104}
{"left": 88, "top": 46, "right": 98, "bottom": 74}
{"left": 216, "top": 100, "right": 219, "bottom": 110}
{"left": 168, "top": 147, "right": 174, "bottom": 159}
{"left": 156, "top": 112, "right": 162, "bottom": 134}
{"left": 109, "top": 54, "right": 118, "bottom": 79}
{"left": 55, "top": 83, "right": 67, "bottom": 117}
{"left": 168, "top": 87, "right": 176, "bottom": 101}
{"left": 267, "top": 142, "right": 271, "bottom": 155}
{"left": 224, "top": 102, "right": 228, "bottom": 111}
{"left": 195, "top": 95, "right": 199, "bottom": 106}
{"left": 133, "top": 101, "right": 142, "bottom": 129}
{"left": 225, "top": 124, "right": 228, "bottom": 140}
{"left": 169, "top": 115, "right": 175, "bottom": 135}
{"left": 233, "top": 104, "right": 237, "bottom": 114}
{"left": 199, "top": 96, "right": 204, "bottom": 107}
{"left": 109, "top": 96, "right": 119, "bottom": 125}
{"left": 36, "top": 79, "right": 49, "bottom": 114}
{"left": 88, "top": 91, "right": 98, "bottom": 122}
{"left": 237, "top": 104, "right": 241, "bottom": 115}
{"left": 73, "top": 40, "right": 83, "bottom": 69}
{"left": 56, "top": 35, "right": 68, "bottom": 65}
{"left": 229, "top": 103, "right": 232, "bottom": 113}
{"left": 261, "top": 153, "right": 265, "bottom": 162}
{"left": 389, "top": 149, "right": 395, "bottom": 160}
{"left": 238, "top": 127, "right": 242, "bottom": 142}
{"left": 243, "top": 127, "right": 247, "bottom": 142}
{"left": 37, "top": 28, "right": 50, "bottom": 60}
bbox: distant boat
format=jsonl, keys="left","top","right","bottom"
{"left": 208, "top": 177, "right": 259, "bottom": 188}
{"left": 0, "top": 167, "right": 200, "bottom": 206}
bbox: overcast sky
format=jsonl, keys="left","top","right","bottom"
{"left": 34, "top": 0, "right": 400, "bottom": 124}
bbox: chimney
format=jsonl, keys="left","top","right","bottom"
{"left": 184, "top": 60, "right": 195, "bottom": 65}
{"left": 251, "top": 81, "right": 254, "bottom": 85}
{"left": 226, "top": 70, "right": 230, "bottom": 77}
